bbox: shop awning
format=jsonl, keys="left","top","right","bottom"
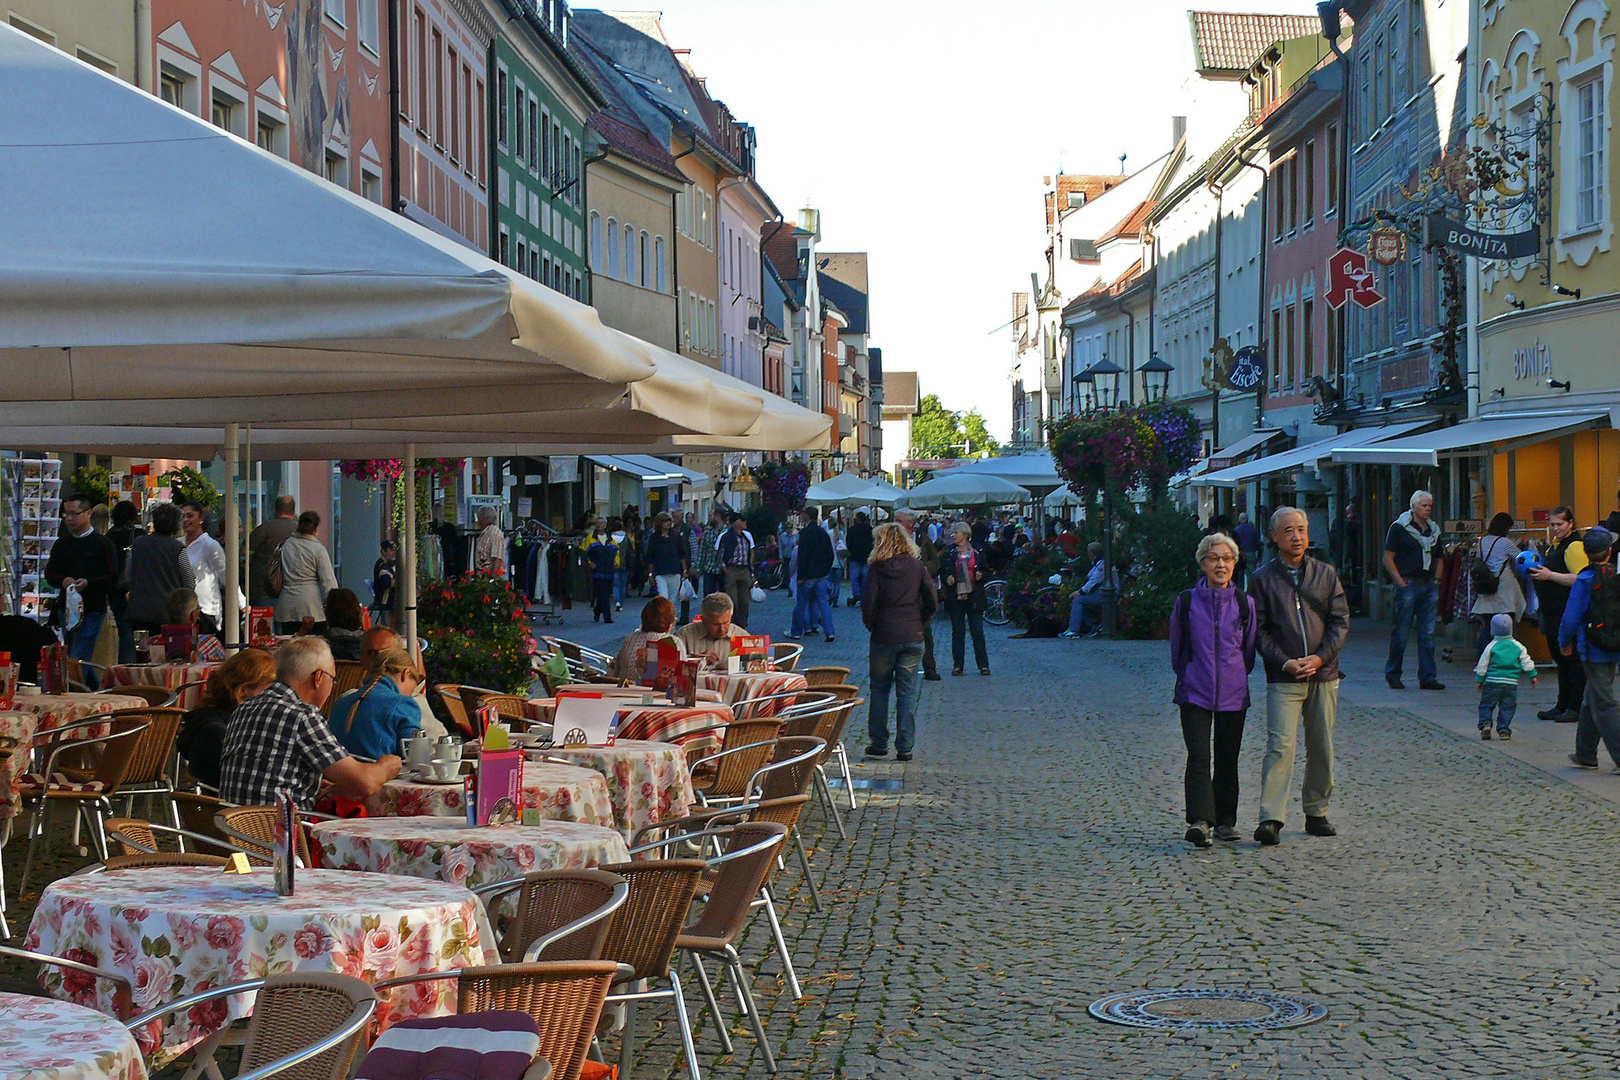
{"left": 584, "top": 455, "right": 685, "bottom": 482}
{"left": 1204, "top": 429, "right": 1285, "bottom": 472}
{"left": 1197, "top": 422, "right": 1431, "bottom": 487}
{"left": 1330, "top": 412, "right": 1609, "bottom": 466}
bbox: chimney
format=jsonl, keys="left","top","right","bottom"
{"left": 1171, "top": 115, "right": 1187, "bottom": 147}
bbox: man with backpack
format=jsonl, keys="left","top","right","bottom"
{"left": 1558, "top": 527, "right": 1620, "bottom": 770}
{"left": 1382, "top": 490, "right": 1444, "bottom": 690}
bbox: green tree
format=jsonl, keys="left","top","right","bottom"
{"left": 910, "top": 395, "right": 1002, "bottom": 459}
{"left": 960, "top": 410, "right": 1001, "bottom": 457}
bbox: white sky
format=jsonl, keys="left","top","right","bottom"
{"left": 650, "top": 0, "right": 1317, "bottom": 441}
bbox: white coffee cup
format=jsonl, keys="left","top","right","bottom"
{"left": 429, "top": 758, "right": 460, "bottom": 782}
{"left": 437, "top": 736, "right": 463, "bottom": 763}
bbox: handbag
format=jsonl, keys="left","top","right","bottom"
{"left": 1471, "top": 537, "right": 1503, "bottom": 596}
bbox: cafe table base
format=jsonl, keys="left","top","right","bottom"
{"left": 24, "top": 867, "right": 495, "bottom": 1063}
{"left": 0, "top": 990, "right": 149, "bottom": 1080}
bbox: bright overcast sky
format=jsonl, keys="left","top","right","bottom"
{"left": 650, "top": 0, "right": 1316, "bottom": 442}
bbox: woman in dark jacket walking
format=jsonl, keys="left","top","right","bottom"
{"left": 861, "top": 524, "right": 937, "bottom": 761}
{"left": 941, "top": 522, "right": 991, "bottom": 676}
{"left": 123, "top": 502, "right": 195, "bottom": 634}
{"left": 1168, "top": 531, "right": 1257, "bottom": 848}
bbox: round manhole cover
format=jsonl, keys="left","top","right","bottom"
{"left": 1089, "top": 988, "right": 1327, "bottom": 1031}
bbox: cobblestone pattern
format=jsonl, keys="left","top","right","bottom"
{"left": 8, "top": 591, "right": 1620, "bottom": 1078}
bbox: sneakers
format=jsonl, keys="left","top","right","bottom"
{"left": 1569, "top": 753, "right": 1600, "bottom": 769}
{"left": 1386, "top": 675, "right": 1405, "bottom": 689}
{"left": 1419, "top": 680, "right": 1447, "bottom": 690}
{"left": 1213, "top": 825, "right": 1241, "bottom": 842}
{"left": 1059, "top": 630, "right": 1081, "bottom": 639}
{"left": 1498, "top": 729, "right": 1512, "bottom": 741}
{"left": 951, "top": 668, "right": 964, "bottom": 677}
{"left": 1304, "top": 816, "right": 1337, "bottom": 837}
{"left": 1254, "top": 820, "right": 1282, "bottom": 845}
{"left": 824, "top": 636, "right": 836, "bottom": 644}
{"left": 979, "top": 667, "right": 991, "bottom": 676}
{"left": 1480, "top": 727, "right": 1492, "bottom": 740}
{"left": 1184, "top": 823, "right": 1213, "bottom": 848}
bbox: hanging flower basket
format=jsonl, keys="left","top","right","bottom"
{"left": 338, "top": 458, "right": 466, "bottom": 485}
{"left": 1134, "top": 402, "right": 1202, "bottom": 492}
{"left": 754, "top": 460, "right": 811, "bottom": 515}
{"left": 1048, "top": 411, "right": 1157, "bottom": 498}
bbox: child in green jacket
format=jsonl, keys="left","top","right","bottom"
{"left": 1475, "top": 612, "right": 1537, "bottom": 740}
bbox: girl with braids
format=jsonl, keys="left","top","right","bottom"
{"left": 329, "top": 647, "right": 424, "bottom": 760}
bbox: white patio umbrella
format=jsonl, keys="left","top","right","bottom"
{"left": 948, "top": 451, "right": 1064, "bottom": 496}
{"left": 1045, "top": 487, "right": 1084, "bottom": 508}
{"left": 845, "top": 478, "right": 907, "bottom": 508}
{"left": 895, "top": 473, "right": 1030, "bottom": 510}
{"left": 805, "top": 472, "right": 874, "bottom": 505}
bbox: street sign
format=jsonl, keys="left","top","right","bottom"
{"left": 1325, "top": 247, "right": 1385, "bottom": 310}
{"left": 1426, "top": 213, "right": 1540, "bottom": 260}
{"left": 1369, "top": 228, "right": 1406, "bottom": 266}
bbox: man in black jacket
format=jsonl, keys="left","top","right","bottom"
{"left": 44, "top": 496, "right": 119, "bottom": 661}
{"left": 790, "top": 507, "right": 836, "bottom": 642}
{"left": 845, "top": 512, "right": 874, "bottom": 607}
{"left": 1249, "top": 506, "right": 1350, "bottom": 846}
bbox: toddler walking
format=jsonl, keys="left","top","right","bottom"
{"left": 1474, "top": 612, "right": 1536, "bottom": 740}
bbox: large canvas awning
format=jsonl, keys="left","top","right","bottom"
{"left": 1196, "top": 422, "right": 1431, "bottom": 487}
{"left": 1329, "top": 412, "right": 1609, "bottom": 466}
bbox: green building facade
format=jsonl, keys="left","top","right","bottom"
{"left": 489, "top": 6, "right": 599, "bottom": 300}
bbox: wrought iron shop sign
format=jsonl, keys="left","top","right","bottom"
{"left": 1427, "top": 213, "right": 1540, "bottom": 260}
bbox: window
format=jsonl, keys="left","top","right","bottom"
{"left": 551, "top": 122, "right": 561, "bottom": 187}
{"left": 1302, "top": 299, "right": 1315, "bottom": 381}
{"left": 358, "top": 0, "right": 378, "bottom": 52}
{"left": 705, "top": 194, "right": 714, "bottom": 247}
{"left": 1409, "top": 0, "right": 1427, "bottom": 95}
{"left": 1325, "top": 124, "right": 1339, "bottom": 212}
{"left": 516, "top": 238, "right": 528, "bottom": 276}
{"left": 654, "top": 236, "right": 666, "bottom": 292}
{"left": 572, "top": 143, "right": 581, "bottom": 207}
{"left": 1271, "top": 308, "right": 1283, "bottom": 383}
{"left": 1576, "top": 76, "right": 1605, "bottom": 229}
{"left": 159, "top": 67, "right": 193, "bottom": 112}
{"left": 475, "top": 79, "right": 484, "bottom": 181}
{"left": 512, "top": 83, "right": 524, "bottom": 161}
{"left": 542, "top": 257, "right": 552, "bottom": 289}
{"left": 431, "top": 30, "right": 443, "bottom": 142}
{"left": 528, "top": 99, "right": 538, "bottom": 175}
{"left": 1357, "top": 52, "right": 1371, "bottom": 139}
{"left": 414, "top": 10, "right": 427, "bottom": 128}
{"left": 589, "top": 212, "right": 601, "bottom": 272}
{"left": 496, "top": 69, "right": 508, "bottom": 149}
{"left": 447, "top": 49, "right": 459, "bottom": 160}
{"left": 1303, "top": 139, "right": 1316, "bottom": 225}
{"left": 76, "top": 48, "right": 117, "bottom": 75}
{"left": 1287, "top": 156, "right": 1298, "bottom": 232}
{"left": 324, "top": 0, "right": 344, "bottom": 26}
{"left": 211, "top": 92, "right": 241, "bottom": 135}
{"left": 623, "top": 224, "right": 634, "bottom": 282}
{"left": 361, "top": 167, "right": 381, "bottom": 203}
{"left": 498, "top": 227, "right": 510, "bottom": 267}
{"left": 463, "top": 64, "right": 473, "bottom": 167}
{"left": 639, "top": 232, "right": 650, "bottom": 288}
{"left": 1273, "top": 166, "right": 1285, "bottom": 239}
{"left": 256, "top": 113, "right": 287, "bottom": 156}
{"left": 7, "top": 15, "right": 54, "bottom": 44}
{"left": 324, "top": 148, "right": 348, "bottom": 188}
{"left": 1326, "top": 305, "right": 1339, "bottom": 378}
{"left": 562, "top": 132, "right": 572, "bottom": 191}
{"left": 540, "top": 108, "right": 550, "bottom": 179}
{"left": 529, "top": 246, "right": 539, "bottom": 281}
{"left": 605, "top": 218, "right": 618, "bottom": 278}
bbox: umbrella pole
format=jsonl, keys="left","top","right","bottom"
{"left": 223, "top": 423, "right": 240, "bottom": 647}
{"left": 403, "top": 443, "right": 418, "bottom": 659}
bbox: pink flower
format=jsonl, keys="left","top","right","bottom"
{"left": 293, "top": 924, "right": 332, "bottom": 960}
{"left": 110, "top": 923, "right": 139, "bottom": 968}
{"left": 512, "top": 845, "right": 536, "bottom": 871}
{"left": 131, "top": 955, "right": 176, "bottom": 1009}
{"left": 400, "top": 931, "right": 431, "bottom": 969}
{"left": 397, "top": 838, "right": 429, "bottom": 859}
{"left": 167, "top": 914, "right": 200, "bottom": 951}
{"left": 360, "top": 924, "right": 400, "bottom": 974}
{"left": 186, "top": 978, "right": 229, "bottom": 1032}
{"left": 59, "top": 948, "right": 101, "bottom": 998}
{"left": 203, "top": 916, "right": 244, "bottom": 952}
{"left": 554, "top": 786, "right": 572, "bottom": 809}
{"left": 440, "top": 847, "right": 475, "bottom": 886}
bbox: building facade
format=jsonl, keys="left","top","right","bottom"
{"left": 393, "top": 0, "right": 490, "bottom": 248}
{"left": 6, "top": 0, "right": 134, "bottom": 84}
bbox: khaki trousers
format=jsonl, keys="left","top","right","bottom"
{"left": 1258, "top": 677, "right": 1338, "bottom": 825}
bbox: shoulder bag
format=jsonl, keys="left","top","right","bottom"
{"left": 1470, "top": 537, "right": 1503, "bottom": 596}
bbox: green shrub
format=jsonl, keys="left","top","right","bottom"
{"left": 1115, "top": 503, "right": 1203, "bottom": 638}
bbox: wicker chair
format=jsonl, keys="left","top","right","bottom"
{"left": 17, "top": 713, "right": 151, "bottom": 896}
{"left": 594, "top": 857, "right": 708, "bottom": 1080}
{"left": 375, "top": 962, "right": 618, "bottom": 1080}
{"left": 769, "top": 642, "right": 804, "bottom": 671}
{"left": 459, "top": 686, "right": 531, "bottom": 731}
{"left": 108, "top": 684, "right": 179, "bottom": 707}
{"left": 780, "top": 698, "right": 861, "bottom": 828}
{"left": 539, "top": 637, "right": 614, "bottom": 674}
{"left": 0, "top": 735, "right": 15, "bottom": 935}
{"left": 108, "top": 706, "right": 184, "bottom": 829}
{"left": 473, "top": 869, "right": 629, "bottom": 963}
{"left": 801, "top": 666, "right": 850, "bottom": 688}
{"left": 174, "top": 791, "right": 233, "bottom": 851}
{"left": 431, "top": 684, "right": 477, "bottom": 740}
{"left": 685, "top": 718, "right": 784, "bottom": 806}
{"left": 320, "top": 660, "right": 368, "bottom": 720}
{"left": 128, "top": 971, "right": 377, "bottom": 1080}
{"left": 673, "top": 823, "right": 789, "bottom": 1071}
{"left": 216, "top": 805, "right": 313, "bottom": 866}
{"left": 106, "top": 814, "right": 245, "bottom": 859}
{"left": 100, "top": 851, "right": 231, "bottom": 871}
{"left": 818, "top": 683, "right": 862, "bottom": 702}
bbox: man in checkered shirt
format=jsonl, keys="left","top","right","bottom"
{"left": 220, "top": 637, "right": 401, "bottom": 809}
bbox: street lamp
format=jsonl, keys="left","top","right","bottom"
{"left": 1140, "top": 353, "right": 1175, "bottom": 403}
{"left": 1071, "top": 367, "right": 1095, "bottom": 414}
{"left": 1089, "top": 358, "right": 1125, "bottom": 410}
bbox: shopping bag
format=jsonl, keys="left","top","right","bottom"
{"left": 61, "top": 583, "right": 82, "bottom": 632}
{"left": 678, "top": 577, "right": 697, "bottom": 602}
{"left": 750, "top": 585, "right": 766, "bottom": 604}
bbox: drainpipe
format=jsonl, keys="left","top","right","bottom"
{"left": 388, "top": 0, "right": 402, "bottom": 216}
{"left": 134, "top": 0, "right": 152, "bottom": 92}
{"left": 580, "top": 139, "right": 608, "bottom": 303}
{"left": 670, "top": 129, "right": 698, "bottom": 352}
{"left": 1233, "top": 148, "right": 1270, "bottom": 428}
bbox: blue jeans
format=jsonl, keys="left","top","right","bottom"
{"left": 613, "top": 568, "right": 629, "bottom": 605}
{"left": 1386, "top": 580, "right": 1438, "bottom": 683}
{"left": 67, "top": 609, "right": 105, "bottom": 664}
{"left": 792, "top": 577, "right": 835, "bottom": 638}
{"left": 110, "top": 596, "right": 134, "bottom": 665}
{"left": 1068, "top": 591, "right": 1106, "bottom": 633}
{"left": 1478, "top": 682, "right": 1517, "bottom": 731}
{"left": 949, "top": 604, "right": 989, "bottom": 672}
{"left": 849, "top": 560, "right": 867, "bottom": 604}
{"left": 868, "top": 640, "right": 924, "bottom": 755}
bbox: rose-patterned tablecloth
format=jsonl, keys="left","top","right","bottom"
{"left": 537, "top": 740, "right": 694, "bottom": 841}
{"left": 310, "top": 817, "right": 630, "bottom": 897}
{"left": 697, "top": 672, "right": 809, "bottom": 717}
{"left": 0, "top": 710, "right": 39, "bottom": 820}
{"left": 378, "top": 762, "right": 614, "bottom": 828}
{"left": 24, "top": 868, "right": 494, "bottom": 1063}
{"left": 101, "top": 664, "right": 220, "bottom": 710}
{"left": 524, "top": 699, "right": 732, "bottom": 757}
{"left": 552, "top": 685, "right": 724, "bottom": 703}
{"left": 12, "top": 693, "right": 149, "bottom": 741}
{"left": 0, "top": 991, "right": 149, "bottom": 1080}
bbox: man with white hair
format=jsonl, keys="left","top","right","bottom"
{"left": 1383, "top": 489, "right": 1444, "bottom": 690}
{"left": 474, "top": 505, "right": 507, "bottom": 578}
{"left": 675, "top": 591, "right": 749, "bottom": 661}
{"left": 1248, "top": 506, "right": 1350, "bottom": 845}
{"left": 219, "top": 636, "right": 401, "bottom": 809}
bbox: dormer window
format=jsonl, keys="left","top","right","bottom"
{"left": 1067, "top": 191, "right": 1086, "bottom": 209}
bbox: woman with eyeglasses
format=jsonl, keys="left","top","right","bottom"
{"left": 1167, "top": 531, "right": 1257, "bottom": 849}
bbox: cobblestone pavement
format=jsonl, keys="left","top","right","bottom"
{"left": 9, "top": 589, "right": 1620, "bottom": 1078}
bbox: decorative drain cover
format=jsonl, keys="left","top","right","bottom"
{"left": 1089, "top": 988, "right": 1327, "bottom": 1031}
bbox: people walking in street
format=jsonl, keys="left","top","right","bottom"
{"left": 846, "top": 511, "right": 874, "bottom": 607}
{"left": 1475, "top": 612, "right": 1536, "bottom": 740}
{"left": 1528, "top": 506, "right": 1589, "bottom": 721}
{"left": 123, "top": 502, "right": 194, "bottom": 636}
{"left": 586, "top": 523, "right": 619, "bottom": 624}
{"left": 790, "top": 506, "right": 836, "bottom": 642}
{"left": 718, "top": 514, "right": 756, "bottom": 628}
{"left": 1231, "top": 513, "right": 1262, "bottom": 581}
{"left": 274, "top": 511, "right": 339, "bottom": 635}
{"left": 370, "top": 540, "right": 397, "bottom": 627}
{"left": 1470, "top": 512, "right": 1527, "bottom": 659}
{"left": 941, "top": 521, "right": 991, "bottom": 676}
{"left": 896, "top": 511, "right": 941, "bottom": 681}
{"left": 1168, "top": 532, "right": 1257, "bottom": 847}
{"left": 862, "top": 523, "right": 937, "bottom": 762}
{"left": 180, "top": 501, "right": 232, "bottom": 637}
{"left": 646, "top": 512, "right": 688, "bottom": 605}
{"left": 248, "top": 495, "right": 297, "bottom": 607}
{"left": 1250, "top": 507, "right": 1350, "bottom": 845}
{"left": 1329, "top": 503, "right": 1363, "bottom": 613}
{"left": 1559, "top": 527, "right": 1620, "bottom": 770}
{"left": 106, "top": 500, "right": 139, "bottom": 664}
{"left": 1383, "top": 489, "right": 1444, "bottom": 690}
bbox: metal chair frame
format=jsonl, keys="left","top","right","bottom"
{"left": 470, "top": 871, "right": 630, "bottom": 963}
{"left": 0, "top": 942, "right": 136, "bottom": 1018}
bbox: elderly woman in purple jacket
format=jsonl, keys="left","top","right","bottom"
{"left": 1168, "top": 531, "right": 1258, "bottom": 848}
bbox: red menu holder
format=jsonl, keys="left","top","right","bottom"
{"left": 248, "top": 607, "right": 276, "bottom": 647}
{"left": 0, "top": 652, "right": 16, "bottom": 709}
{"left": 39, "top": 641, "right": 67, "bottom": 695}
{"left": 640, "top": 637, "right": 684, "bottom": 694}
{"left": 734, "top": 635, "right": 771, "bottom": 673}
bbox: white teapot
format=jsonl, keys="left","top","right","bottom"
{"left": 401, "top": 731, "right": 436, "bottom": 768}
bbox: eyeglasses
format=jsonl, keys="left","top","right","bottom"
{"left": 315, "top": 669, "right": 336, "bottom": 683}
{"left": 1202, "top": 554, "right": 1237, "bottom": 564}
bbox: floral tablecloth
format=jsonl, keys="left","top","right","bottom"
{"left": 0, "top": 710, "right": 39, "bottom": 820}
{"left": 524, "top": 699, "right": 732, "bottom": 757}
{"left": 310, "top": 817, "right": 630, "bottom": 897}
{"left": 12, "top": 693, "right": 149, "bottom": 741}
{"left": 24, "top": 868, "right": 494, "bottom": 1063}
{"left": 538, "top": 740, "right": 693, "bottom": 841}
{"left": 378, "top": 762, "right": 614, "bottom": 828}
{"left": 0, "top": 991, "right": 149, "bottom": 1080}
{"left": 101, "top": 664, "right": 220, "bottom": 710}
{"left": 697, "top": 672, "right": 809, "bottom": 717}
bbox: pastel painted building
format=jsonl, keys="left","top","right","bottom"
{"left": 392, "top": 0, "right": 489, "bottom": 247}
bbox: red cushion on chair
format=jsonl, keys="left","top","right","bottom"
{"left": 18, "top": 771, "right": 107, "bottom": 795}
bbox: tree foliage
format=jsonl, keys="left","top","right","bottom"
{"left": 910, "top": 394, "right": 1002, "bottom": 459}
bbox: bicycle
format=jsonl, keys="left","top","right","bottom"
{"left": 983, "top": 580, "right": 1010, "bottom": 625}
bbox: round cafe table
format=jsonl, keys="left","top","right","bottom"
{"left": 12, "top": 692, "right": 149, "bottom": 740}
{"left": 0, "top": 710, "right": 38, "bottom": 820}
{"left": 0, "top": 991, "right": 149, "bottom": 1080}
{"left": 24, "top": 867, "right": 495, "bottom": 1063}
{"left": 310, "top": 817, "right": 630, "bottom": 895}
{"left": 538, "top": 740, "right": 694, "bottom": 841}
{"left": 101, "top": 663, "right": 220, "bottom": 709}
{"left": 697, "top": 671, "right": 809, "bottom": 716}
{"left": 525, "top": 698, "right": 732, "bottom": 757}
{"left": 378, "top": 761, "right": 614, "bottom": 828}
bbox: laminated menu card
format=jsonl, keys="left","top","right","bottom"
{"left": 273, "top": 789, "right": 296, "bottom": 894}
{"left": 734, "top": 635, "right": 771, "bottom": 673}
{"left": 476, "top": 748, "right": 524, "bottom": 825}
{"left": 0, "top": 652, "right": 17, "bottom": 709}
{"left": 158, "top": 625, "right": 195, "bottom": 662}
{"left": 639, "top": 636, "right": 683, "bottom": 693}
{"left": 552, "top": 691, "right": 621, "bottom": 747}
{"left": 249, "top": 607, "right": 276, "bottom": 646}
